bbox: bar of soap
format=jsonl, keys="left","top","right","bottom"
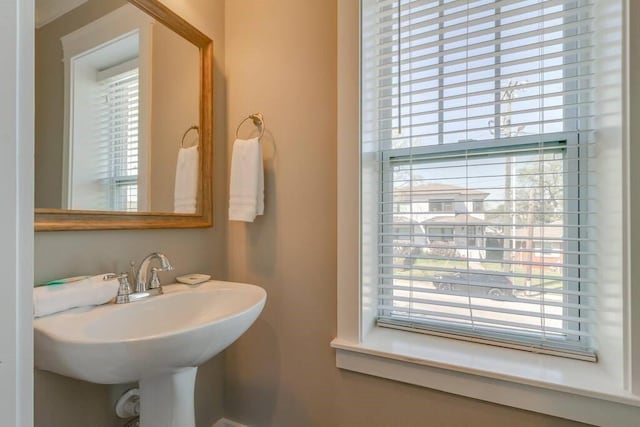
{"left": 176, "top": 274, "right": 211, "bottom": 285}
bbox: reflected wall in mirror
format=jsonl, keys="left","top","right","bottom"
{"left": 35, "top": 0, "right": 213, "bottom": 230}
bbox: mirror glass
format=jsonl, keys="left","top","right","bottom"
{"left": 35, "top": 0, "right": 200, "bottom": 214}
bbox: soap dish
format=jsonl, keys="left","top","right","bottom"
{"left": 176, "top": 274, "right": 211, "bottom": 285}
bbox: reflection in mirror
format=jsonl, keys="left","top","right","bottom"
{"left": 35, "top": 0, "right": 200, "bottom": 213}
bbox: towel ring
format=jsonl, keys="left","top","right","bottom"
{"left": 236, "top": 113, "right": 265, "bottom": 139}
{"left": 181, "top": 125, "right": 199, "bottom": 148}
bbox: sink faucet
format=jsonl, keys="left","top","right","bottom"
{"left": 135, "top": 253, "right": 174, "bottom": 294}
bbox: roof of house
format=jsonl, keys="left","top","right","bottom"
{"left": 422, "top": 213, "right": 495, "bottom": 226}
{"left": 394, "top": 182, "right": 490, "bottom": 199}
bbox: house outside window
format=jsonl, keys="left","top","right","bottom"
{"left": 427, "top": 226, "right": 454, "bottom": 243}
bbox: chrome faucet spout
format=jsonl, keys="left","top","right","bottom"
{"left": 135, "top": 253, "right": 174, "bottom": 293}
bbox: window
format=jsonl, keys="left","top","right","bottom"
{"left": 429, "top": 199, "right": 454, "bottom": 212}
{"left": 335, "top": 0, "right": 636, "bottom": 424}
{"left": 466, "top": 225, "right": 478, "bottom": 247}
{"left": 363, "top": 0, "right": 594, "bottom": 359}
{"left": 427, "top": 226, "right": 454, "bottom": 243}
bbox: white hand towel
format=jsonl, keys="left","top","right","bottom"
{"left": 229, "top": 138, "right": 264, "bottom": 222}
{"left": 174, "top": 145, "right": 199, "bottom": 213}
{"left": 33, "top": 275, "right": 120, "bottom": 317}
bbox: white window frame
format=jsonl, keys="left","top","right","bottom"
{"left": 60, "top": 4, "right": 153, "bottom": 211}
{"left": 332, "top": 0, "right": 640, "bottom": 425}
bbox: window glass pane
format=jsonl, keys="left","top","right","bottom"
{"left": 385, "top": 148, "right": 578, "bottom": 344}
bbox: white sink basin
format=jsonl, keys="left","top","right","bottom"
{"left": 34, "top": 280, "right": 266, "bottom": 427}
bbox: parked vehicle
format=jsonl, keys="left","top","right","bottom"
{"left": 432, "top": 270, "right": 514, "bottom": 298}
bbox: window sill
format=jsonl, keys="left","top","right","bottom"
{"left": 331, "top": 327, "right": 640, "bottom": 425}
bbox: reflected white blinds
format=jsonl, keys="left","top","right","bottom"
{"left": 95, "top": 67, "right": 140, "bottom": 212}
{"left": 362, "top": 0, "right": 595, "bottom": 359}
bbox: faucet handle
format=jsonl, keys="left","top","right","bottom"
{"left": 115, "top": 273, "right": 132, "bottom": 304}
{"left": 149, "top": 268, "right": 161, "bottom": 290}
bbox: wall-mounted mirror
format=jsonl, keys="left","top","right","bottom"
{"left": 34, "top": 0, "right": 212, "bottom": 231}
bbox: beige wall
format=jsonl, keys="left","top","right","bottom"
{"left": 33, "top": 0, "right": 227, "bottom": 426}
{"left": 149, "top": 23, "right": 200, "bottom": 212}
{"left": 223, "top": 1, "right": 587, "bottom": 426}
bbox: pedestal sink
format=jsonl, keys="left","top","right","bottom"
{"left": 34, "top": 280, "right": 266, "bottom": 427}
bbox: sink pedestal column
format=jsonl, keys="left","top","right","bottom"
{"left": 139, "top": 367, "right": 198, "bottom": 427}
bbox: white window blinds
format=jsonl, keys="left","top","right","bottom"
{"left": 95, "top": 66, "right": 140, "bottom": 212}
{"left": 361, "top": 0, "right": 595, "bottom": 360}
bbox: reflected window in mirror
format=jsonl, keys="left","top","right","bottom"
{"left": 59, "top": 4, "right": 152, "bottom": 212}
{"left": 61, "top": 5, "right": 152, "bottom": 212}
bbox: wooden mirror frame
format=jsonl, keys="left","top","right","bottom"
{"left": 35, "top": 0, "right": 213, "bottom": 231}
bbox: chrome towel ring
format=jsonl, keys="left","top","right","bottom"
{"left": 236, "top": 113, "right": 265, "bottom": 139}
{"left": 181, "top": 125, "right": 199, "bottom": 148}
